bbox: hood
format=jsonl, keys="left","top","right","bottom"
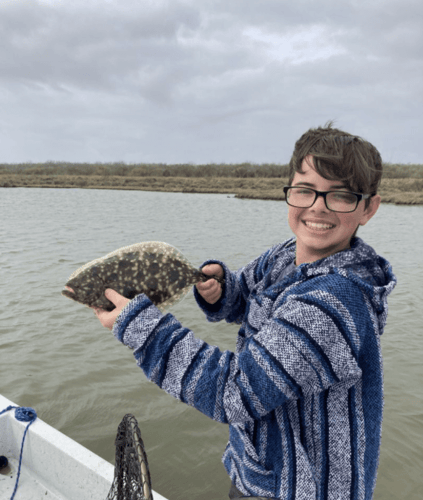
{"left": 301, "top": 237, "right": 397, "bottom": 335}
{"left": 274, "top": 237, "right": 397, "bottom": 335}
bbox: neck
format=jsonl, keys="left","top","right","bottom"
{"left": 295, "top": 243, "right": 352, "bottom": 266}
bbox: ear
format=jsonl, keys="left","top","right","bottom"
{"left": 359, "top": 194, "right": 381, "bottom": 226}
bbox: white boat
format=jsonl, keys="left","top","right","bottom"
{"left": 0, "top": 394, "right": 168, "bottom": 500}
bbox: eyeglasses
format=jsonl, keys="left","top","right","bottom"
{"left": 283, "top": 186, "right": 371, "bottom": 213}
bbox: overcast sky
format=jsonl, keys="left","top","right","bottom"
{"left": 0, "top": 0, "right": 421, "bottom": 165}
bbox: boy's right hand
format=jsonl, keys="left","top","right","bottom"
{"left": 196, "top": 264, "right": 224, "bottom": 304}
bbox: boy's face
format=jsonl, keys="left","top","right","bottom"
{"left": 288, "top": 155, "right": 381, "bottom": 265}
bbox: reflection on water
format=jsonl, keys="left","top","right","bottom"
{"left": 1, "top": 188, "right": 422, "bottom": 500}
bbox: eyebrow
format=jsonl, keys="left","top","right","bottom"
{"left": 293, "top": 181, "right": 348, "bottom": 190}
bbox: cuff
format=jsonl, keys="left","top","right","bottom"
{"left": 113, "top": 293, "right": 159, "bottom": 344}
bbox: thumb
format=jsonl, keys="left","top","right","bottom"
{"left": 104, "top": 288, "right": 127, "bottom": 305}
{"left": 201, "top": 264, "right": 224, "bottom": 279}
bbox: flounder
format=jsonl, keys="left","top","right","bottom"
{"left": 62, "top": 241, "right": 224, "bottom": 312}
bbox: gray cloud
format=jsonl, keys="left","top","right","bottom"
{"left": 0, "top": 0, "right": 421, "bottom": 163}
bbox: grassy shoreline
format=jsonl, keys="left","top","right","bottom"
{"left": 1, "top": 174, "right": 423, "bottom": 205}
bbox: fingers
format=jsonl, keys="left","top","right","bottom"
{"left": 196, "top": 279, "right": 218, "bottom": 293}
{"left": 195, "top": 264, "right": 224, "bottom": 303}
{"left": 205, "top": 287, "right": 222, "bottom": 304}
{"left": 196, "top": 277, "right": 222, "bottom": 304}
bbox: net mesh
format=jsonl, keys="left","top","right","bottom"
{"left": 106, "top": 414, "right": 153, "bottom": 500}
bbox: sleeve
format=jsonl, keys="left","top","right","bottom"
{"left": 112, "top": 279, "right": 363, "bottom": 425}
{"left": 192, "top": 245, "right": 280, "bottom": 325}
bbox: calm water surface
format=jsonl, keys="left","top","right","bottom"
{"left": 1, "top": 188, "right": 422, "bottom": 500}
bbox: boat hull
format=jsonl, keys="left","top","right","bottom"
{"left": 0, "top": 395, "right": 167, "bottom": 500}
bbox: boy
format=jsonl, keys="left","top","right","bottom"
{"left": 94, "top": 124, "right": 396, "bottom": 500}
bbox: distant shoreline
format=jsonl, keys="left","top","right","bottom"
{"left": 1, "top": 174, "right": 423, "bottom": 205}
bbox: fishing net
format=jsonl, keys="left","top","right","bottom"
{"left": 106, "top": 414, "right": 153, "bottom": 500}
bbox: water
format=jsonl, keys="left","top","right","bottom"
{"left": 1, "top": 187, "right": 422, "bottom": 500}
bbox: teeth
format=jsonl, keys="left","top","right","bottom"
{"left": 304, "top": 221, "right": 334, "bottom": 229}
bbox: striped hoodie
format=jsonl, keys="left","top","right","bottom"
{"left": 112, "top": 236, "right": 396, "bottom": 500}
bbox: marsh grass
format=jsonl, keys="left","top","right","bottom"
{"left": 1, "top": 161, "right": 422, "bottom": 179}
{"left": 1, "top": 162, "right": 422, "bottom": 204}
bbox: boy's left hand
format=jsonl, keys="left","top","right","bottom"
{"left": 93, "top": 289, "right": 131, "bottom": 330}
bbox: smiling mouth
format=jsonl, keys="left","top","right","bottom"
{"left": 303, "top": 221, "right": 336, "bottom": 230}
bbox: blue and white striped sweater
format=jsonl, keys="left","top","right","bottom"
{"left": 113, "top": 237, "right": 396, "bottom": 500}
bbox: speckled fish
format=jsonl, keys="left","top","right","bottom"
{"left": 61, "top": 241, "right": 224, "bottom": 312}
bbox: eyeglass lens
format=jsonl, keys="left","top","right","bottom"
{"left": 287, "top": 187, "right": 358, "bottom": 212}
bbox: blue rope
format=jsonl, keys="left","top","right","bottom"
{"left": 0, "top": 405, "right": 37, "bottom": 500}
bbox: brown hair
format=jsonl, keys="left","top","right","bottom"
{"left": 288, "top": 121, "right": 383, "bottom": 209}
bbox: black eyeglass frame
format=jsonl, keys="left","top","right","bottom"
{"left": 283, "top": 186, "right": 372, "bottom": 213}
